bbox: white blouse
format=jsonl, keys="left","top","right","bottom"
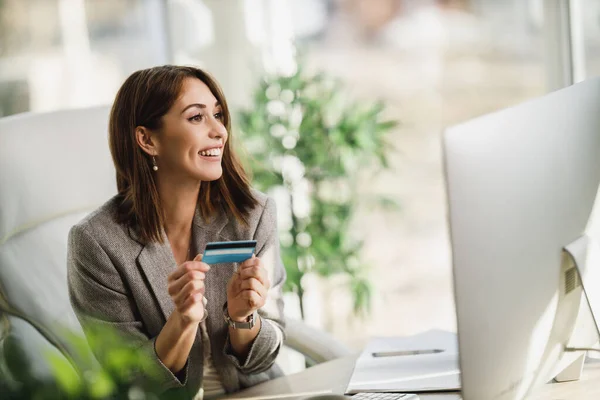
{"left": 194, "top": 298, "right": 225, "bottom": 400}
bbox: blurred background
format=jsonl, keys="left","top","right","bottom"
{"left": 2, "top": 0, "right": 600, "bottom": 360}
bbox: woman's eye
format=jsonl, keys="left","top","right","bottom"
{"left": 189, "top": 114, "right": 203, "bottom": 122}
{"left": 214, "top": 112, "right": 223, "bottom": 120}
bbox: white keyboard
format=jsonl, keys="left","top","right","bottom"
{"left": 350, "top": 393, "right": 419, "bottom": 400}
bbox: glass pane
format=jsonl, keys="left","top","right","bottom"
{"left": 167, "top": 0, "right": 266, "bottom": 109}
{"left": 581, "top": 0, "right": 600, "bottom": 78}
{"left": 0, "top": 0, "right": 62, "bottom": 116}
{"left": 0, "top": 0, "right": 169, "bottom": 117}
{"left": 288, "top": 0, "right": 546, "bottom": 348}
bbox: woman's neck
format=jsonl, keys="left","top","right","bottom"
{"left": 156, "top": 177, "right": 201, "bottom": 238}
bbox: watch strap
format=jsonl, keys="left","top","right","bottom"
{"left": 223, "top": 301, "right": 256, "bottom": 329}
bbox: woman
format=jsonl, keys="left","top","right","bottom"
{"left": 67, "top": 65, "right": 286, "bottom": 399}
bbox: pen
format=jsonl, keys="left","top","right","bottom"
{"left": 372, "top": 349, "right": 444, "bottom": 357}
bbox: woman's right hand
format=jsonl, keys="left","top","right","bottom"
{"left": 167, "top": 254, "right": 211, "bottom": 324}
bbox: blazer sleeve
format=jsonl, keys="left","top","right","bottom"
{"left": 223, "top": 196, "right": 287, "bottom": 374}
{"left": 67, "top": 223, "right": 188, "bottom": 391}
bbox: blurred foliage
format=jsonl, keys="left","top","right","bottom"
{"left": 0, "top": 323, "right": 185, "bottom": 400}
{"left": 237, "top": 64, "right": 399, "bottom": 318}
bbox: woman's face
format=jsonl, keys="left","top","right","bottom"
{"left": 153, "top": 77, "right": 228, "bottom": 183}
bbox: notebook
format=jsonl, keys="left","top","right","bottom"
{"left": 346, "top": 330, "right": 461, "bottom": 394}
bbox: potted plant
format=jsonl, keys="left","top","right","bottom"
{"left": 237, "top": 64, "right": 398, "bottom": 319}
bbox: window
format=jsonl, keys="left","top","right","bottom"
{"left": 0, "top": 0, "right": 169, "bottom": 117}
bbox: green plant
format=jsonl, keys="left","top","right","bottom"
{"left": 237, "top": 64, "right": 399, "bottom": 318}
{"left": 0, "top": 324, "right": 181, "bottom": 400}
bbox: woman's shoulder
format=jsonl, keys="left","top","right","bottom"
{"left": 245, "top": 188, "right": 277, "bottom": 228}
{"left": 250, "top": 188, "right": 269, "bottom": 209}
{"left": 69, "top": 195, "right": 131, "bottom": 245}
{"left": 221, "top": 189, "right": 276, "bottom": 238}
{"left": 249, "top": 188, "right": 279, "bottom": 218}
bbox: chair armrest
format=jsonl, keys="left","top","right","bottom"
{"left": 283, "top": 319, "right": 352, "bottom": 364}
{"left": 0, "top": 314, "right": 77, "bottom": 382}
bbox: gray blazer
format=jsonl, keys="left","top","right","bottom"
{"left": 67, "top": 190, "right": 286, "bottom": 398}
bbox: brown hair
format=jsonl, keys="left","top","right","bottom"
{"left": 108, "top": 65, "right": 257, "bottom": 243}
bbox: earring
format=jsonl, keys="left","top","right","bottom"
{"left": 152, "top": 156, "right": 158, "bottom": 171}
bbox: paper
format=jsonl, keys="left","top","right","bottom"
{"left": 346, "top": 330, "right": 461, "bottom": 394}
{"left": 227, "top": 390, "right": 332, "bottom": 400}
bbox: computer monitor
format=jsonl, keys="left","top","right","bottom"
{"left": 443, "top": 77, "right": 600, "bottom": 400}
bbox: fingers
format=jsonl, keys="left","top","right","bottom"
{"left": 173, "top": 279, "right": 205, "bottom": 307}
{"left": 168, "top": 258, "right": 210, "bottom": 282}
{"left": 240, "top": 277, "right": 267, "bottom": 298}
{"left": 239, "top": 264, "right": 270, "bottom": 289}
{"left": 229, "top": 276, "right": 267, "bottom": 309}
{"left": 165, "top": 254, "right": 209, "bottom": 322}
{"left": 239, "top": 254, "right": 259, "bottom": 269}
{"left": 179, "top": 291, "right": 205, "bottom": 314}
{"left": 227, "top": 258, "right": 269, "bottom": 314}
{"left": 168, "top": 269, "right": 206, "bottom": 296}
{"left": 168, "top": 254, "right": 209, "bottom": 304}
{"left": 240, "top": 289, "right": 264, "bottom": 309}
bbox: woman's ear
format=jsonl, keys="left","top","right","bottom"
{"left": 135, "top": 126, "right": 158, "bottom": 156}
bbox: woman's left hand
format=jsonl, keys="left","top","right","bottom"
{"left": 226, "top": 254, "right": 271, "bottom": 322}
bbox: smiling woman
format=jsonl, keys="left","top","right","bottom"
{"left": 67, "top": 65, "right": 287, "bottom": 399}
{"left": 109, "top": 66, "right": 257, "bottom": 245}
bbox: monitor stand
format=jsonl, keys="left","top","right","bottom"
{"left": 560, "top": 234, "right": 600, "bottom": 382}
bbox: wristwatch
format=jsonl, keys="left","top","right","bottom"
{"left": 222, "top": 302, "right": 256, "bottom": 329}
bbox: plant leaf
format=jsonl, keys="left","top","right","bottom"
{"left": 46, "top": 352, "right": 82, "bottom": 397}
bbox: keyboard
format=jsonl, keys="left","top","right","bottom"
{"left": 351, "top": 393, "right": 419, "bottom": 399}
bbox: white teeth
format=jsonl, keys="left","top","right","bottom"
{"left": 200, "top": 148, "right": 221, "bottom": 157}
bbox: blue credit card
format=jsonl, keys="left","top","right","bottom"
{"left": 202, "top": 240, "right": 257, "bottom": 265}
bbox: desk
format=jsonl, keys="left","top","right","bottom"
{"left": 223, "top": 356, "right": 600, "bottom": 400}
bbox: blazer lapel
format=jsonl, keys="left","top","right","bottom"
{"left": 195, "top": 208, "right": 231, "bottom": 326}
{"left": 192, "top": 207, "right": 241, "bottom": 386}
{"left": 131, "top": 227, "right": 178, "bottom": 322}
{"left": 129, "top": 205, "right": 231, "bottom": 324}
{"left": 192, "top": 204, "right": 230, "bottom": 243}
{"left": 192, "top": 207, "right": 231, "bottom": 316}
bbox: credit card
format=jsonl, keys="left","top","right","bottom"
{"left": 202, "top": 240, "right": 257, "bottom": 265}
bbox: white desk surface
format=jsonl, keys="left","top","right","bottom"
{"left": 222, "top": 355, "right": 600, "bottom": 400}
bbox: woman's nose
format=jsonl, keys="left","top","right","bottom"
{"left": 208, "top": 116, "right": 227, "bottom": 139}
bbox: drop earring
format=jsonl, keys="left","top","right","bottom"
{"left": 152, "top": 156, "right": 158, "bottom": 171}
